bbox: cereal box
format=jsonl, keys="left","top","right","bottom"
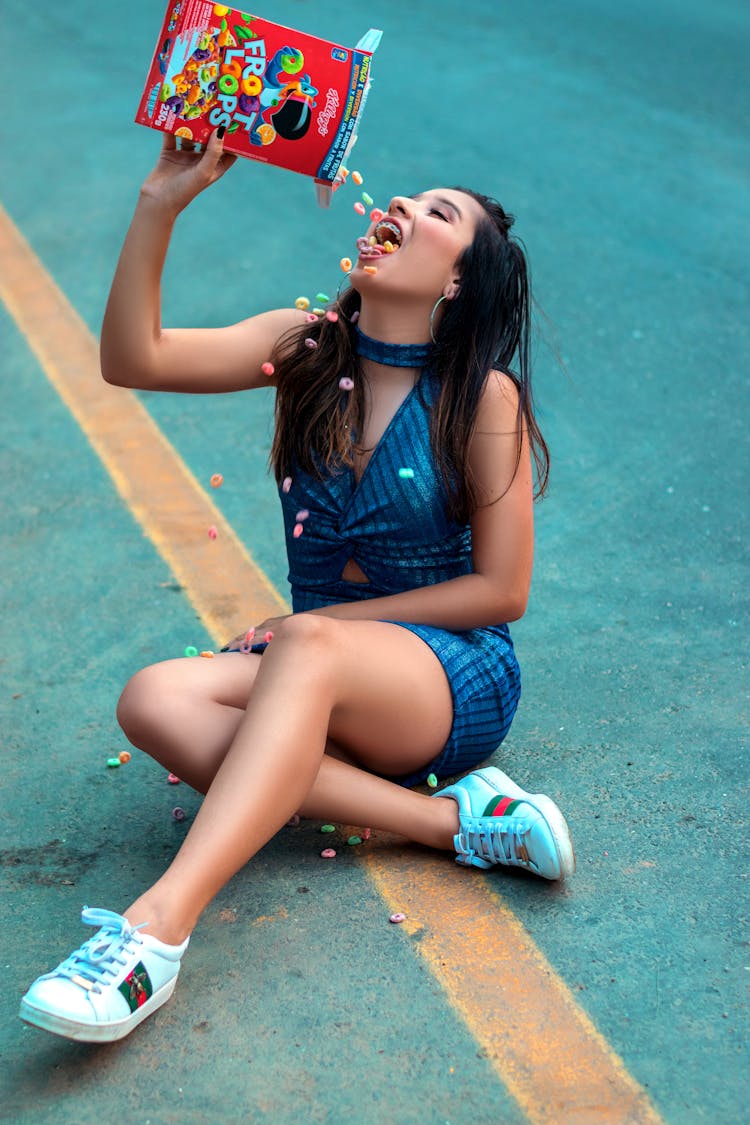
{"left": 135, "top": 2, "right": 382, "bottom": 205}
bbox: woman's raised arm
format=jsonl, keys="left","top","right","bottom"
{"left": 100, "top": 130, "right": 306, "bottom": 392}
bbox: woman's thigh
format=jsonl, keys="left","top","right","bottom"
{"left": 289, "top": 616, "right": 454, "bottom": 778}
{"left": 121, "top": 617, "right": 454, "bottom": 779}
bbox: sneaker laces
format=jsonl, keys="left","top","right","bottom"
{"left": 53, "top": 908, "right": 148, "bottom": 994}
{"left": 460, "top": 814, "right": 537, "bottom": 869}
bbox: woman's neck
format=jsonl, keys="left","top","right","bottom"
{"left": 355, "top": 304, "right": 432, "bottom": 347}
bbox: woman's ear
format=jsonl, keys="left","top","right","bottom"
{"left": 443, "top": 279, "right": 460, "bottom": 300}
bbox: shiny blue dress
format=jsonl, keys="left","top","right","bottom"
{"left": 276, "top": 364, "right": 522, "bottom": 788}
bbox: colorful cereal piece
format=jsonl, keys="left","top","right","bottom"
{"left": 313, "top": 308, "right": 326, "bottom": 316}
{"left": 263, "top": 630, "right": 274, "bottom": 643}
{"left": 287, "top": 814, "right": 300, "bottom": 826}
{"left": 351, "top": 171, "right": 363, "bottom": 185}
{"left": 398, "top": 467, "right": 415, "bottom": 479}
{"left": 339, "top": 377, "right": 354, "bottom": 392}
{"left": 347, "top": 835, "right": 363, "bottom": 846}
{"left": 293, "top": 522, "right": 304, "bottom": 538}
{"left": 305, "top": 312, "right": 318, "bottom": 322}
{"left": 325, "top": 310, "right": 339, "bottom": 322}
{"left": 304, "top": 337, "right": 318, "bottom": 349}
{"left": 353, "top": 202, "right": 366, "bottom": 215}
{"left": 106, "top": 757, "right": 121, "bottom": 768}
{"left": 200, "top": 650, "right": 214, "bottom": 658}
{"left": 245, "top": 627, "right": 255, "bottom": 643}
{"left": 172, "top": 806, "right": 186, "bottom": 821}
{"left": 295, "top": 296, "right": 310, "bottom": 310}
{"left": 389, "top": 913, "right": 407, "bottom": 924}
{"left": 362, "top": 827, "right": 372, "bottom": 840}
{"left": 295, "top": 509, "right": 310, "bottom": 521}
{"left": 210, "top": 473, "right": 223, "bottom": 488}
{"left": 340, "top": 257, "right": 352, "bottom": 272}
{"left": 167, "top": 773, "right": 181, "bottom": 784}
{"left": 351, "top": 310, "right": 360, "bottom": 323}
{"left": 383, "top": 241, "right": 395, "bottom": 253}
{"left": 118, "top": 751, "right": 132, "bottom": 764}
{"left": 427, "top": 772, "right": 438, "bottom": 788}
{"left": 363, "top": 266, "right": 378, "bottom": 275}
{"left": 282, "top": 476, "right": 293, "bottom": 493}
{"left": 340, "top": 166, "right": 349, "bottom": 178}
{"left": 320, "top": 848, "right": 337, "bottom": 858}
{"left": 261, "top": 361, "right": 275, "bottom": 376}
{"left": 370, "top": 208, "right": 384, "bottom": 222}
{"left": 316, "top": 292, "right": 330, "bottom": 303}
{"left": 208, "top": 525, "right": 218, "bottom": 539}
{"left": 362, "top": 192, "right": 373, "bottom": 206}
{"left": 320, "top": 824, "right": 336, "bottom": 833}
{"left": 184, "top": 645, "right": 198, "bottom": 657}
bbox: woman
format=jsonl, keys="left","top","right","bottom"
{"left": 20, "top": 128, "right": 575, "bottom": 1044}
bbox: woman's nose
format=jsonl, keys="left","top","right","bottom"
{"left": 387, "top": 196, "right": 412, "bottom": 218}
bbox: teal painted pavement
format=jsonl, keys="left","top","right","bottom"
{"left": 2, "top": 1, "right": 748, "bottom": 1122}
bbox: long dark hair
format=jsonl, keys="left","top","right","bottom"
{"left": 270, "top": 188, "right": 549, "bottom": 523}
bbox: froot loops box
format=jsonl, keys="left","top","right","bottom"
{"left": 135, "top": 2, "right": 382, "bottom": 205}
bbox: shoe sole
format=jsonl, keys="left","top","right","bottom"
{"left": 19, "top": 976, "right": 178, "bottom": 1043}
{"left": 474, "top": 767, "right": 577, "bottom": 879}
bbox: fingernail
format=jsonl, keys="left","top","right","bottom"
{"left": 217, "top": 125, "right": 226, "bottom": 140}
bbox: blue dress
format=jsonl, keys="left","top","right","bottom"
{"left": 275, "top": 365, "right": 522, "bottom": 788}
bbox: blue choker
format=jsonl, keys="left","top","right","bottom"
{"left": 354, "top": 327, "right": 433, "bottom": 368}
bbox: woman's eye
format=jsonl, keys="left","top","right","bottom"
{"left": 429, "top": 208, "right": 449, "bottom": 221}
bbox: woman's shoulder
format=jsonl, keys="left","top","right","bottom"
{"left": 475, "top": 369, "right": 521, "bottom": 427}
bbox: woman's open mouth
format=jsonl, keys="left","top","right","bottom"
{"left": 356, "top": 219, "right": 404, "bottom": 259}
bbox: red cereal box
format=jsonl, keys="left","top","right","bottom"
{"left": 135, "top": 2, "right": 382, "bottom": 206}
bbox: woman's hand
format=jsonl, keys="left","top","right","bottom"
{"left": 221, "top": 616, "right": 291, "bottom": 652}
{"left": 140, "top": 129, "right": 237, "bottom": 217}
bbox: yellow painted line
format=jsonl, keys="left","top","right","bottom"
{"left": 1, "top": 202, "right": 664, "bottom": 1125}
{"left": 0, "top": 203, "right": 287, "bottom": 645}
{"left": 364, "top": 840, "right": 663, "bottom": 1124}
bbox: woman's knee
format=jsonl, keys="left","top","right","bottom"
{"left": 116, "top": 662, "right": 176, "bottom": 743}
{"left": 271, "top": 612, "right": 338, "bottom": 651}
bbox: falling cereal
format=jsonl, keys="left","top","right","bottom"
{"left": 340, "top": 257, "right": 352, "bottom": 272}
{"left": 207, "top": 525, "right": 218, "bottom": 539}
{"left": 389, "top": 913, "right": 406, "bottom": 924}
{"left": 353, "top": 202, "right": 366, "bottom": 215}
{"left": 210, "top": 473, "right": 223, "bottom": 488}
{"left": 339, "top": 376, "right": 354, "bottom": 392}
{"left": 351, "top": 171, "right": 363, "bottom": 185}
{"left": 282, "top": 477, "right": 293, "bottom": 493}
{"left": 295, "top": 296, "right": 310, "bottom": 310}
{"left": 261, "top": 361, "right": 275, "bottom": 376}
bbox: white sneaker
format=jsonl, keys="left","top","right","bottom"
{"left": 436, "top": 767, "right": 576, "bottom": 880}
{"left": 20, "top": 907, "right": 189, "bottom": 1042}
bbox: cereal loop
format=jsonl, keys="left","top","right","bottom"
{"left": 210, "top": 473, "right": 223, "bottom": 488}
{"left": 295, "top": 296, "right": 310, "bottom": 310}
{"left": 261, "top": 361, "right": 275, "bottom": 376}
{"left": 351, "top": 171, "right": 363, "bottom": 185}
{"left": 353, "top": 202, "right": 366, "bottom": 215}
{"left": 340, "top": 257, "right": 352, "bottom": 272}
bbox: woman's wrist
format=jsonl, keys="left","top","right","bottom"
{"left": 136, "top": 188, "right": 181, "bottom": 225}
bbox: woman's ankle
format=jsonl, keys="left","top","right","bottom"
{"left": 124, "top": 893, "right": 194, "bottom": 946}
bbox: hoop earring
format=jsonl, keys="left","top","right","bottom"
{"left": 429, "top": 295, "right": 447, "bottom": 343}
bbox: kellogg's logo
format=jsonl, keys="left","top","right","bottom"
{"left": 317, "top": 88, "right": 339, "bottom": 137}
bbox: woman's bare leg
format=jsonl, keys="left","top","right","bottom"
{"left": 119, "top": 615, "right": 460, "bottom": 944}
